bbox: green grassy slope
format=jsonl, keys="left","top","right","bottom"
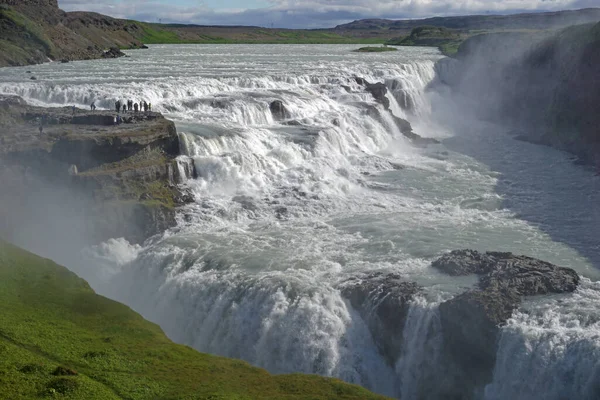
{"left": 138, "top": 23, "right": 385, "bottom": 44}
{"left": 0, "top": 240, "right": 389, "bottom": 400}
{"left": 386, "top": 26, "right": 471, "bottom": 56}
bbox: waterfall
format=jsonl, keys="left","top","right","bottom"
{"left": 4, "top": 44, "right": 598, "bottom": 400}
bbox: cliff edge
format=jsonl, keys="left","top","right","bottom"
{"left": 0, "top": 95, "right": 196, "bottom": 246}
{"left": 437, "top": 21, "right": 600, "bottom": 165}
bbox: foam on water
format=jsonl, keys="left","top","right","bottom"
{"left": 1, "top": 44, "right": 599, "bottom": 399}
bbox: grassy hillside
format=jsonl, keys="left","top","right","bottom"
{"left": 336, "top": 8, "right": 600, "bottom": 31}
{"left": 0, "top": 240, "right": 388, "bottom": 399}
{"left": 138, "top": 24, "right": 385, "bottom": 44}
{"left": 386, "top": 26, "right": 466, "bottom": 56}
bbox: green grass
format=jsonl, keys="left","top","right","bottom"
{"left": 385, "top": 25, "right": 467, "bottom": 56}
{"left": 137, "top": 23, "right": 182, "bottom": 44}
{"left": 136, "top": 23, "right": 385, "bottom": 45}
{"left": 0, "top": 241, "right": 389, "bottom": 400}
{"left": 353, "top": 46, "right": 398, "bottom": 52}
{"left": 0, "top": 8, "right": 54, "bottom": 53}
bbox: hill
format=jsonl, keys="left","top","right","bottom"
{"left": 1, "top": 2, "right": 599, "bottom": 67}
{"left": 0, "top": 239, "right": 388, "bottom": 399}
{"left": 0, "top": 0, "right": 146, "bottom": 66}
{"left": 336, "top": 8, "right": 600, "bottom": 33}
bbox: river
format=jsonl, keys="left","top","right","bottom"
{"left": 0, "top": 44, "right": 599, "bottom": 399}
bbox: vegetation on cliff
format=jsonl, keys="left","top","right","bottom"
{"left": 385, "top": 26, "right": 465, "bottom": 56}
{"left": 0, "top": 240, "right": 388, "bottom": 399}
{"left": 0, "top": 1, "right": 143, "bottom": 66}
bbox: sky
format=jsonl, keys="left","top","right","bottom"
{"left": 57, "top": 0, "right": 598, "bottom": 29}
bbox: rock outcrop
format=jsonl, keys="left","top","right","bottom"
{"left": 269, "top": 100, "right": 291, "bottom": 121}
{"left": 432, "top": 249, "right": 580, "bottom": 294}
{"left": 0, "top": 95, "right": 196, "bottom": 245}
{"left": 436, "top": 22, "right": 600, "bottom": 166}
{"left": 338, "top": 250, "right": 580, "bottom": 399}
{"left": 340, "top": 272, "right": 421, "bottom": 365}
{"left": 354, "top": 77, "right": 439, "bottom": 146}
{"left": 434, "top": 250, "right": 580, "bottom": 398}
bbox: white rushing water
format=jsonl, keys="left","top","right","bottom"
{"left": 1, "top": 44, "right": 599, "bottom": 399}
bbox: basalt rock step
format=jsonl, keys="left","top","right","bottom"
{"left": 353, "top": 77, "right": 439, "bottom": 146}
{"left": 0, "top": 95, "right": 196, "bottom": 245}
{"left": 340, "top": 272, "right": 422, "bottom": 366}
{"left": 432, "top": 249, "right": 579, "bottom": 294}
{"left": 269, "top": 100, "right": 291, "bottom": 121}
{"left": 433, "top": 250, "right": 580, "bottom": 399}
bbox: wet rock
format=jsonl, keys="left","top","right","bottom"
{"left": 438, "top": 289, "right": 520, "bottom": 399}
{"left": 282, "top": 120, "right": 302, "bottom": 126}
{"left": 433, "top": 249, "right": 580, "bottom": 295}
{"left": 210, "top": 100, "right": 228, "bottom": 109}
{"left": 269, "top": 100, "right": 291, "bottom": 121}
{"left": 353, "top": 77, "right": 391, "bottom": 110}
{"left": 353, "top": 76, "right": 367, "bottom": 86}
{"left": 340, "top": 272, "right": 421, "bottom": 365}
{"left": 101, "top": 47, "right": 125, "bottom": 59}
{"left": 434, "top": 250, "right": 580, "bottom": 398}
{"left": 233, "top": 195, "right": 258, "bottom": 212}
{"left": 432, "top": 249, "right": 492, "bottom": 276}
{"left": 365, "top": 82, "right": 390, "bottom": 110}
{"left": 275, "top": 206, "right": 288, "bottom": 220}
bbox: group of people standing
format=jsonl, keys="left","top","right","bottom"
{"left": 114, "top": 100, "right": 152, "bottom": 113}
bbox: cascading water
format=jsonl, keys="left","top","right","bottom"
{"left": 1, "top": 44, "right": 599, "bottom": 399}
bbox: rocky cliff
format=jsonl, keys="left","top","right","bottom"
{"left": 338, "top": 250, "right": 580, "bottom": 400}
{"left": 436, "top": 21, "right": 600, "bottom": 166}
{"left": 0, "top": 95, "right": 196, "bottom": 247}
{"left": 0, "top": 0, "right": 146, "bottom": 66}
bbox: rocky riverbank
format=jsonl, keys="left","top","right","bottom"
{"left": 0, "top": 95, "right": 196, "bottom": 246}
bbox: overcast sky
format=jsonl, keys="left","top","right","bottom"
{"left": 57, "top": 0, "right": 598, "bottom": 29}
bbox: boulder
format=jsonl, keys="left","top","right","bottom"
{"left": 434, "top": 250, "right": 580, "bottom": 398}
{"left": 433, "top": 250, "right": 580, "bottom": 295}
{"left": 101, "top": 47, "right": 125, "bottom": 59}
{"left": 365, "top": 82, "right": 390, "bottom": 110}
{"left": 340, "top": 272, "right": 421, "bottom": 365}
{"left": 269, "top": 100, "right": 290, "bottom": 121}
{"left": 353, "top": 77, "right": 391, "bottom": 110}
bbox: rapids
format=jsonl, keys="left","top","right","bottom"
{"left": 1, "top": 44, "right": 599, "bottom": 399}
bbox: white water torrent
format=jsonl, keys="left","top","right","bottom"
{"left": 1, "top": 44, "right": 599, "bottom": 399}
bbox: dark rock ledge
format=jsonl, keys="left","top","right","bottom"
{"left": 434, "top": 250, "right": 579, "bottom": 399}
{"left": 0, "top": 95, "right": 197, "bottom": 245}
{"left": 338, "top": 250, "right": 580, "bottom": 399}
{"left": 353, "top": 76, "right": 440, "bottom": 146}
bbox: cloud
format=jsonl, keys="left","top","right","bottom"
{"left": 57, "top": 0, "right": 594, "bottom": 28}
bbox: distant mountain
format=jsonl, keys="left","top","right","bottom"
{"left": 335, "top": 8, "right": 600, "bottom": 32}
